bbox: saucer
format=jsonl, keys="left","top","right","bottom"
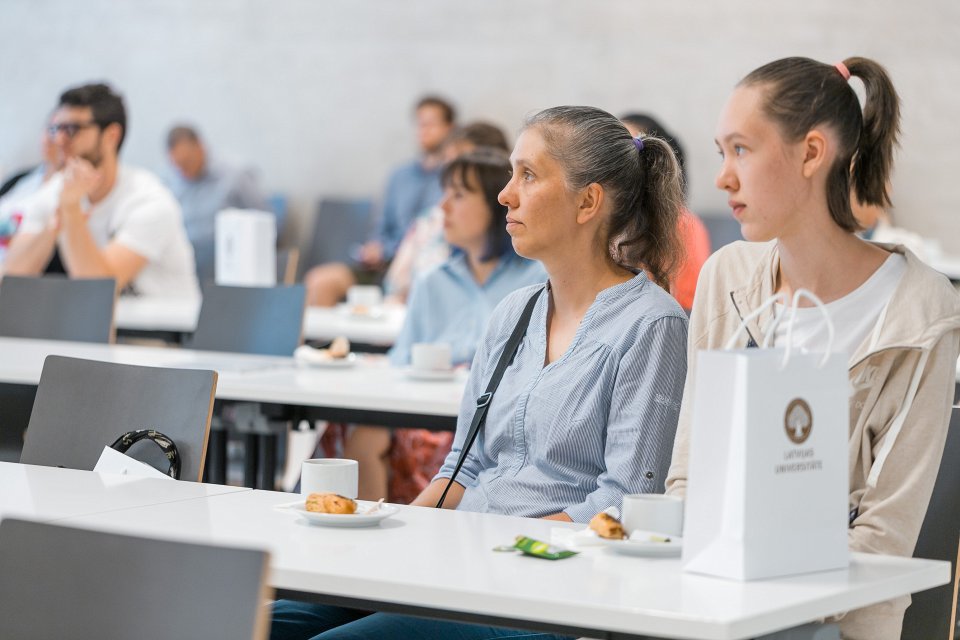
{"left": 291, "top": 501, "right": 399, "bottom": 528}
{"left": 294, "top": 345, "right": 358, "bottom": 368}
{"left": 601, "top": 532, "right": 682, "bottom": 558}
{"left": 337, "top": 304, "right": 386, "bottom": 321}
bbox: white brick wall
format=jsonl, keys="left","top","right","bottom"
{"left": 1, "top": 0, "right": 957, "bottom": 251}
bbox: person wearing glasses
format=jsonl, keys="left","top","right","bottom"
{"left": 0, "top": 122, "right": 64, "bottom": 269}
{"left": 4, "top": 83, "right": 199, "bottom": 299}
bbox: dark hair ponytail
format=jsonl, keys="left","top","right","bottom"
{"left": 615, "top": 135, "right": 685, "bottom": 287}
{"left": 844, "top": 57, "right": 901, "bottom": 209}
{"left": 740, "top": 56, "right": 900, "bottom": 231}
{"left": 524, "top": 106, "right": 684, "bottom": 288}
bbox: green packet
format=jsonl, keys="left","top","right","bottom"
{"left": 494, "top": 535, "right": 578, "bottom": 560}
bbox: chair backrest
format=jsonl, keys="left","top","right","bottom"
{"left": 0, "top": 518, "right": 270, "bottom": 640}
{"left": 19, "top": 355, "right": 217, "bottom": 482}
{"left": 901, "top": 405, "right": 960, "bottom": 640}
{"left": 189, "top": 283, "right": 306, "bottom": 356}
{"left": 300, "top": 197, "right": 374, "bottom": 278}
{"left": 0, "top": 275, "right": 116, "bottom": 343}
{"left": 699, "top": 212, "right": 744, "bottom": 253}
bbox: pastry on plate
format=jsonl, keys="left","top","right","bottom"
{"left": 589, "top": 512, "right": 626, "bottom": 539}
{"left": 305, "top": 492, "right": 357, "bottom": 515}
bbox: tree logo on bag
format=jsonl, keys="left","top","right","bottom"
{"left": 784, "top": 398, "right": 813, "bottom": 444}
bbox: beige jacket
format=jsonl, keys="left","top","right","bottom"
{"left": 665, "top": 240, "right": 960, "bottom": 640}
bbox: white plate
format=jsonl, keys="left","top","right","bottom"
{"left": 405, "top": 367, "right": 457, "bottom": 381}
{"left": 337, "top": 305, "right": 386, "bottom": 321}
{"left": 601, "top": 535, "right": 682, "bottom": 558}
{"left": 294, "top": 345, "right": 358, "bottom": 368}
{"left": 292, "top": 500, "right": 400, "bottom": 528}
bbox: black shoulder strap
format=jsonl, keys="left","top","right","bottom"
{"left": 436, "top": 288, "right": 543, "bottom": 508}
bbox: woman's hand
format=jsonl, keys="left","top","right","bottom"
{"left": 541, "top": 512, "right": 573, "bottom": 522}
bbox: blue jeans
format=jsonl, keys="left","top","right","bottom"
{"left": 270, "top": 600, "right": 574, "bottom": 640}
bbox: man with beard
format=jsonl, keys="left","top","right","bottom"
{"left": 5, "top": 83, "right": 199, "bottom": 299}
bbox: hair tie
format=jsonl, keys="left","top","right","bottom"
{"left": 834, "top": 61, "right": 851, "bottom": 81}
{"left": 633, "top": 137, "right": 644, "bottom": 152}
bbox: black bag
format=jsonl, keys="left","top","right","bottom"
{"left": 110, "top": 429, "right": 182, "bottom": 480}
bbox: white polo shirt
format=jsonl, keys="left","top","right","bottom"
{"left": 16, "top": 165, "right": 200, "bottom": 299}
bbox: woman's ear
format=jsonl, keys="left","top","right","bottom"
{"left": 800, "top": 129, "right": 830, "bottom": 179}
{"left": 576, "top": 183, "right": 605, "bottom": 225}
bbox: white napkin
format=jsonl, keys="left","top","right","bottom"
{"left": 94, "top": 446, "right": 173, "bottom": 480}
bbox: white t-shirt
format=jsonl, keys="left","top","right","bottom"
{"left": 16, "top": 165, "right": 200, "bottom": 299}
{"left": 771, "top": 253, "right": 907, "bottom": 360}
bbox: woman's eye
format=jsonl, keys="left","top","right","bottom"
{"left": 523, "top": 171, "right": 534, "bottom": 182}
{"left": 734, "top": 144, "right": 745, "bottom": 156}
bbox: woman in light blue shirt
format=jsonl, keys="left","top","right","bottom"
{"left": 345, "top": 148, "right": 546, "bottom": 503}
{"left": 271, "top": 107, "right": 689, "bottom": 640}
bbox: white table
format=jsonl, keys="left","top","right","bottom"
{"left": 0, "top": 462, "right": 248, "bottom": 523}
{"left": 115, "top": 298, "right": 406, "bottom": 347}
{"left": 303, "top": 305, "right": 406, "bottom": 347}
{"left": 56, "top": 485, "right": 949, "bottom": 640}
{"left": 0, "top": 336, "right": 463, "bottom": 427}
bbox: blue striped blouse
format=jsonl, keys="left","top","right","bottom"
{"left": 435, "top": 273, "right": 689, "bottom": 523}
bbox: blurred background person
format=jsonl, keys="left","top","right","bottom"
{"left": 345, "top": 148, "right": 546, "bottom": 502}
{"left": 852, "top": 185, "right": 932, "bottom": 262}
{"left": 304, "top": 95, "right": 456, "bottom": 306}
{"left": 383, "top": 120, "right": 511, "bottom": 303}
{"left": 5, "top": 83, "right": 199, "bottom": 299}
{"left": 165, "top": 124, "right": 270, "bottom": 284}
{"left": 622, "top": 112, "right": 710, "bottom": 312}
{"left": 0, "top": 123, "right": 64, "bottom": 269}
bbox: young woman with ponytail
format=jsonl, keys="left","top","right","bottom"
{"left": 665, "top": 57, "right": 960, "bottom": 640}
{"left": 270, "top": 106, "right": 689, "bottom": 640}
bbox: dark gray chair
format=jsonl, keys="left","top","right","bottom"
{"left": 0, "top": 518, "right": 270, "bottom": 640}
{"left": 901, "top": 405, "right": 960, "bottom": 640}
{"left": 188, "top": 283, "right": 305, "bottom": 489}
{"left": 19, "top": 355, "right": 217, "bottom": 482}
{"left": 189, "top": 283, "right": 306, "bottom": 357}
{"left": 0, "top": 275, "right": 116, "bottom": 343}
{"left": 700, "top": 212, "right": 744, "bottom": 252}
{"left": 299, "top": 197, "right": 374, "bottom": 279}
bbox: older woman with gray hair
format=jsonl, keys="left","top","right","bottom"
{"left": 270, "top": 105, "right": 689, "bottom": 640}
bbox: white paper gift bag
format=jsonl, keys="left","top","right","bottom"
{"left": 681, "top": 290, "right": 850, "bottom": 581}
{"left": 215, "top": 208, "right": 277, "bottom": 287}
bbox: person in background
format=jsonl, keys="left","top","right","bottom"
{"left": 344, "top": 148, "right": 547, "bottom": 503}
{"left": 383, "top": 120, "right": 511, "bottom": 303}
{"left": 304, "top": 95, "right": 456, "bottom": 306}
{"left": 165, "top": 125, "right": 270, "bottom": 284}
{"left": 665, "top": 56, "right": 960, "bottom": 639}
{"left": 851, "top": 187, "right": 931, "bottom": 262}
{"left": 0, "top": 123, "right": 64, "bottom": 268}
{"left": 621, "top": 112, "right": 710, "bottom": 312}
{"left": 4, "top": 83, "right": 199, "bottom": 299}
{"left": 271, "top": 105, "right": 689, "bottom": 640}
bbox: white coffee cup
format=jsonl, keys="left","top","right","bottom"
{"left": 621, "top": 494, "right": 684, "bottom": 537}
{"left": 300, "top": 458, "right": 359, "bottom": 499}
{"left": 411, "top": 342, "right": 453, "bottom": 372}
{"left": 346, "top": 285, "right": 383, "bottom": 308}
